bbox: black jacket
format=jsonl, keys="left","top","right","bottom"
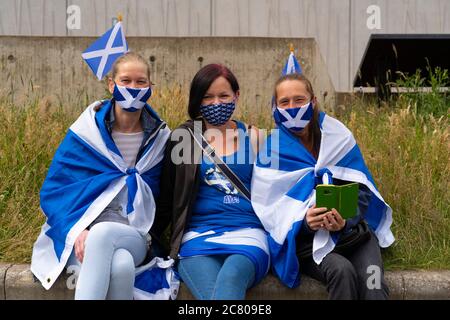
{"left": 150, "top": 119, "right": 205, "bottom": 259}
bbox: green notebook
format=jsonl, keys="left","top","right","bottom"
{"left": 316, "top": 183, "right": 359, "bottom": 219}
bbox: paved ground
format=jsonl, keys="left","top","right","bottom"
{"left": 1, "top": 263, "right": 449, "bottom": 300}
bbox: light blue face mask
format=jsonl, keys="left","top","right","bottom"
{"left": 113, "top": 83, "right": 152, "bottom": 112}
{"left": 199, "top": 101, "right": 236, "bottom": 126}
{"left": 273, "top": 101, "right": 314, "bottom": 132}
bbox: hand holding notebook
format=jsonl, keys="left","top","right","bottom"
{"left": 315, "top": 183, "right": 359, "bottom": 219}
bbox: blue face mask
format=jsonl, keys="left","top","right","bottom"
{"left": 113, "top": 83, "right": 152, "bottom": 112}
{"left": 200, "top": 101, "right": 236, "bottom": 126}
{"left": 273, "top": 101, "right": 314, "bottom": 132}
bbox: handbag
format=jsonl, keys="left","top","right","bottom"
{"left": 187, "top": 127, "right": 251, "bottom": 201}
{"left": 297, "top": 220, "right": 372, "bottom": 259}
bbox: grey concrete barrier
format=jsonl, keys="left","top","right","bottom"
{"left": 0, "top": 36, "right": 336, "bottom": 109}
{"left": 1, "top": 263, "right": 449, "bottom": 300}
{"left": 402, "top": 270, "right": 450, "bottom": 300}
{"left": 4, "top": 264, "right": 74, "bottom": 300}
{"left": 0, "top": 263, "right": 12, "bottom": 300}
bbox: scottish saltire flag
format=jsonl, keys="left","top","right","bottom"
{"left": 273, "top": 102, "right": 314, "bottom": 132}
{"left": 134, "top": 257, "right": 180, "bottom": 300}
{"left": 251, "top": 113, "right": 394, "bottom": 288}
{"left": 82, "top": 21, "right": 128, "bottom": 80}
{"left": 282, "top": 51, "right": 302, "bottom": 75}
{"left": 271, "top": 50, "right": 303, "bottom": 115}
{"left": 31, "top": 100, "right": 178, "bottom": 299}
{"left": 179, "top": 227, "right": 270, "bottom": 286}
{"left": 113, "top": 84, "right": 152, "bottom": 111}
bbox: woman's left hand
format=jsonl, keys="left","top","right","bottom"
{"left": 323, "top": 208, "right": 346, "bottom": 232}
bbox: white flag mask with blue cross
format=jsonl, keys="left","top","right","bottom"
{"left": 113, "top": 84, "right": 152, "bottom": 112}
{"left": 81, "top": 21, "right": 128, "bottom": 80}
{"left": 274, "top": 101, "right": 314, "bottom": 132}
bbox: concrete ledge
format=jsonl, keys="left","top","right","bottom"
{"left": 0, "top": 263, "right": 12, "bottom": 300}
{"left": 402, "top": 270, "right": 450, "bottom": 299}
{"left": 1, "top": 263, "right": 449, "bottom": 300}
{"left": 176, "top": 273, "right": 330, "bottom": 300}
{"left": 4, "top": 264, "right": 74, "bottom": 300}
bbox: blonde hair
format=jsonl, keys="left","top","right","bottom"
{"left": 109, "top": 51, "right": 151, "bottom": 81}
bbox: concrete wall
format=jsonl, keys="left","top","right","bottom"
{"left": 1, "top": 0, "right": 449, "bottom": 92}
{"left": 0, "top": 36, "right": 335, "bottom": 108}
{"left": 2, "top": 264, "right": 450, "bottom": 299}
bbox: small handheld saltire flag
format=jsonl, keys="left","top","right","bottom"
{"left": 82, "top": 21, "right": 128, "bottom": 80}
{"left": 282, "top": 50, "right": 302, "bottom": 75}
{"left": 272, "top": 47, "right": 303, "bottom": 113}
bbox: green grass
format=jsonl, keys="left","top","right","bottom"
{"left": 0, "top": 86, "right": 448, "bottom": 270}
{"left": 332, "top": 98, "right": 449, "bottom": 270}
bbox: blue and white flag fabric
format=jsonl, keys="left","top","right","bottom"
{"left": 179, "top": 227, "right": 270, "bottom": 286}
{"left": 273, "top": 101, "right": 314, "bottom": 132}
{"left": 30, "top": 100, "right": 178, "bottom": 299}
{"left": 134, "top": 257, "right": 180, "bottom": 300}
{"left": 282, "top": 51, "right": 302, "bottom": 75}
{"left": 251, "top": 113, "right": 394, "bottom": 288}
{"left": 113, "top": 84, "right": 152, "bottom": 112}
{"left": 82, "top": 21, "right": 128, "bottom": 80}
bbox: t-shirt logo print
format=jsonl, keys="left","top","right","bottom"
{"left": 204, "top": 168, "right": 240, "bottom": 204}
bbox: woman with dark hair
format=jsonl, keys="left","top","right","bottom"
{"left": 151, "top": 64, "right": 269, "bottom": 300}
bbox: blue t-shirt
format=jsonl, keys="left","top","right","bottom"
{"left": 187, "top": 121, "right": 263, "bottom": 232}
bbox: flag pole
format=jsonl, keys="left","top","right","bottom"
{"left": 289, "top": 43, "right": 295, "bottom": 53}
{"left": 117, "top": 13, "right": 123, "bottom": 22}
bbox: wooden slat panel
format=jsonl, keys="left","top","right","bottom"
{"left": 0, "top": 0, "right": 66, "bottom": 36}
{"left": 67, "top": 0, "right": 211, "bottom": 36}
{"left": 305, "top": 0, "right": 350, "bottom": 92}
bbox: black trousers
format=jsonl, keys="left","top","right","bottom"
{"left": 298, "top": 231, "right": 389, "bottom": 300}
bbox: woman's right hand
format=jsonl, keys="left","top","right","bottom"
{"left": 305, "top": 204, "right": 328, "bottom": 231}
{"left": 74, "top": 229, "right": 89, "bottom": 263}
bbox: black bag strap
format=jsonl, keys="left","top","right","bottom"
{"left": 187, "top": 127, "right": 251, "bottom": 201}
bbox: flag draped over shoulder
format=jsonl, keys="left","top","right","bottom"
{"left": 251, "top": 112, "right": 394, "bottom": 288}
{"left": 82, "top": 21, "right": 128, "bottom": 80}
{"left": 31, "top": 100, "right": 179, "bottom": 299}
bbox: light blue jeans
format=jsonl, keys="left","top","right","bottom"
{"left": 177, "top": 254, "right": 255, "bottom": 300}
{"left": 66, "top": 222, "right": 147, "bottom": 300}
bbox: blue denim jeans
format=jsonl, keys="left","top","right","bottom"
{"left": 66, "top": 222, "right": 147, "bottom": 300}
{"left": 177, "top": 254, "right": 255, "bottom": 300}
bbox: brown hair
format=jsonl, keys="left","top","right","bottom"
{"left": 274, "top": 73, "right": 321, "bottom": 159}
{"left": 109, "top": 51, "right": 151, "bottom": 81}
{"left": 188, "top": 64, "right": 240, "bottom": 120}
